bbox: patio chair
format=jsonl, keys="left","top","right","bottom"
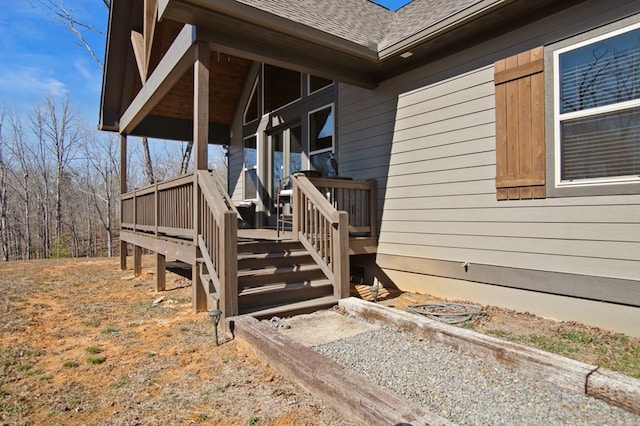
{"left": 276, "top": 170, "right": 321, "bottom": 237}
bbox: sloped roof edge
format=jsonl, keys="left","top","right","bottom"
{"left": 378, "top": 0, "right": 507, "bottom": 58}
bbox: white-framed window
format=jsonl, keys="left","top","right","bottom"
{"left": 243, "top": 135, "right": 258, "bottom": 200}
{"left": 308, "top": 75, "right": 333, "bottom": 95}
{"left": 243, "top": 77, "right": 259, "bottom": 125}
{"left": 308, "top": 104, "right": 336, "bottom": 177}
{"left": 554, "top": 22, "right": 640, "bottom": 188}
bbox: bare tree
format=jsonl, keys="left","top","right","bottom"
{"left": 7, "top": 112, "right": 36, "bottom": 259}
{"left": 180, "top": 141, "right": 194, "bottom": 175}
{"left": 79, "top": 134, "right": 120, "bottom": 256}
{"left": 30, "top": 0, "right": 109, "bottom": 68}
{"left": 29, "top": 107, "right": 52, "bottom": 258}
{"left": 0, "top": 108, "right": 8, "bottom": 261}
{"left": 51, "top": 99, "right": 78, "bottom": 240}
{"left": 32, "top": 0, "right": 157, "bottom": 186}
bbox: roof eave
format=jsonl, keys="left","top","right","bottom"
{"left": 99, "top": 0, "right": 138, "bottom": 132}
{"left": 377, "top": 0, "right": 511, "bottom": 60}
{"left": 160, "top": 0, "right": 381, "bottom": 62}
{"left": 159, "top": 0, "right": 381, "bottom": 87}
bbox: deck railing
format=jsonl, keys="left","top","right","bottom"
{"left": 121, "top": 173, "right": 194, "bottom": 240}
{"left": 120, "top": 171, "right": 238, "bottom": 318}
{"left": 196, "top": 170, "right": 238, "bottom": 317}
{"left": 121, "top": 171, "right": 375, "bottom": 314}
{"left": 291, "top": 174, "right": 351, "bottom": 298}
{"left": 308, "top": 177, "right": 378, "bottom": 238}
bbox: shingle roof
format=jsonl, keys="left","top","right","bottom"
{"left": 236, "top": 0, "right": 395, "bottom": 48}
{"left": 381, "top": 0, "right": 488, "bottom": 50}
{"left": 235, "top": 0, "right": 497, "bottom": 53}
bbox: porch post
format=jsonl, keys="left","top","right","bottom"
{"left": 134, "top": 245, "right": 142, "bottom": 277}
{"left": 192, "top": 40, "right": 210, "bottom": 313}
{"left": 155, "top": 253, "right": 166, "bottom": 292}
{"left": 120, "top": 134, "right": 128, "bottom": 270}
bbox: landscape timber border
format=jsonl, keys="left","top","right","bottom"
{"left": 228, "top": 297, "right": 640, "bottom": 424}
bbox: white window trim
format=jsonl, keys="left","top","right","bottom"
{"left": 262, "top": 64, "right": 303, "bottom": 113}
{"left": 307, "top": 75, "right": 334, "bottom": 96}
{"left": 243, "top": 77, "right": 260, "bottom": 126}
{"left": 243, "top": 134, "right": 259, "bottom": 201}
{"left": 553, "top": 22, "right": 640, "bottom": 189}
{"left": 308, "top": 103, "right": 335, "bottom": 157}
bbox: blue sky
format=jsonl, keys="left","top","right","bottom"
{"left": 0, "top": 1, "right": 410, "bottom": 126}
{"left": 0, "top": 2, "right": 106, "bottom": 123}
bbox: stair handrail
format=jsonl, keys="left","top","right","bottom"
{"left": 207, "top": 169, "right": 243, "bottom": 219}
{"left": 291, "top": 173, "right": 350, "bottom": 299}
{"left": 196, "top": 170, "right": 238, "bottom": 319}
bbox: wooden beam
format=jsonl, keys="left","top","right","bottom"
{"left": 133, "top": 245, "right": 142, "bottom": 276}
{"left": 119, "top": 134, "right": 128, "bottom": 272}
{"left": 131, "top": 30, "right": 147, "bottom": 82}
{"left": 131, "top": 115, "right": 230, "bottom": 143}
{"left": 144, "top": 0, "right": 158, "bottom": 76}
{"left": 220, "top": 211, "right": 239, "bottom": 319}
{"left": 348, "top": 237, "right": 378, "bottom": 255}
{"left": 120, "top": 230, "right": 196, "bottom": 264}
{"left": 120, "top": 135, "right": 127, "bottom": 194}
{"left": 191, "top": 41, "right": 211, "bottom": 313}
{"left": 333, "top": 211, "right": 350, "bottom": 299}
{"left": 339, "top": 298, "right": 595, "bottom": 394}
{"left": 197, "top": 26, "right": 378, "bottom": 89}
{"left": 120, "top": 24, "right": 196, "bottom": 134}
{"left": 230, "top": 315, "right": 450, "bottom": 425}
{"left": 120, "top": 241, "right": 127, "bottom": 271}
{"left": 192, "top": 262, "right": 208, "bottom": 313}
{"left": 193, "top": 41, "right": 210, "bottom": 171}
{"left": 155, "top": 252, "right": 166, "bottom": 291}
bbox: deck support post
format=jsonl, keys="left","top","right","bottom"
{"left": 191, "top": 41, "right": 210, "bottom": 313}
{"left": 155, "top": 252, "right": 166, "bottom": 291}
{"left": 120, "top": 241, "right": 128, "bottom": 271}
{"left": 220, "top": 211, "right": 239, "bottom": 319}
{"left": 333, "top": 211, "right": 350, "bottom": 299}
{"left": 120, "top": 134, "right": 128, "bottom": 271}
{"left": 133, "top": 245, "right": 142, "bottom": 276}
{"left": 192, "top": 261, "right": 207, "bottom": 313}
{"left": 367, "top": 179, "right": 378, "bottom": 238}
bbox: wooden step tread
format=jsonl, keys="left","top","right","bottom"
{"left": 238, "top": 279, "right": 332, "bottom": 296}
{"left": 237, "top": 240, "right": 304, "bottom": 254}
{"left": 237, "top": 263, "right": 321, "bottom": 277}
{"left": 240, "top": 295, "right": 340, "bottom": 318}
{"left": 237, "top": 250, "right": 311, "bottom": 261}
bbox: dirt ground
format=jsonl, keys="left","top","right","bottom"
{"left": 0, "top": 257, "right": 352, "bottom": 426}
{"left": 1, "top": 257, "right": 638, "bottom": 425}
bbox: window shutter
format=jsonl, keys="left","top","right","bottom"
{"left": 495, "top": 47, "right": 546, "bottom": 200}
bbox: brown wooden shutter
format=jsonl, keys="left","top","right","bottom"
{"left": 494, "top": 47, "right": 546, "bottom": 200}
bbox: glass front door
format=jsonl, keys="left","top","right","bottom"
{"left": 269, "top": 125, "right": 302, "bottom": 209}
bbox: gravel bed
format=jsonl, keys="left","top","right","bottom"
{"left": 313, "top": 320, "right": 640, "bottom": 425}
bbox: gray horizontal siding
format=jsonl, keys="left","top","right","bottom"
{"left": 338, "top": 55, "right": 640, "bottom": 287}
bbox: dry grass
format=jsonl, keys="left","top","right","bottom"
{"left": 381, "top": 293, "right": 640, "bottom": 379}
{"left": 0, "top": 257, "right": 349, "bottom": 426}
{"left": 2, "top": 256, "right": 638, "bottom": 425}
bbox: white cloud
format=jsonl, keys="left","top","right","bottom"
{"left": 0, "top": 65, "right": 69, "bottom": 99}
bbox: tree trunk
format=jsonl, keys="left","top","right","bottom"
{"left": 106, "top": 194, "right": 113, "bottom": 257}
{"left": 180, "top": 141, "right": 193, "bottom": 175}
{"left": 0, "top": 115, "right": 8, "bottom": 261}
{"left": 141, "top": 136, "right": 155, "bottom": 185}
{"left": 25, "top": 173, "right": 33, "bottom": 260}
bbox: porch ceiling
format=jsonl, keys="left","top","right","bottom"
{"left": 100, "top": 0, "right": 589, "bottom": 141}
{"left": 100, "top": 0, "right": 252, "bottom": 143}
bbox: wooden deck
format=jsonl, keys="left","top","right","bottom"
{"left": 119, "top": 172, "right": 378, "bottom": 323}
{"left": 238, "top": 229, "right": 378, "bottom": 256}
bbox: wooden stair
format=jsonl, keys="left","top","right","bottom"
{"left": 236, "top": 240, "right": 338, "bottom": 317}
